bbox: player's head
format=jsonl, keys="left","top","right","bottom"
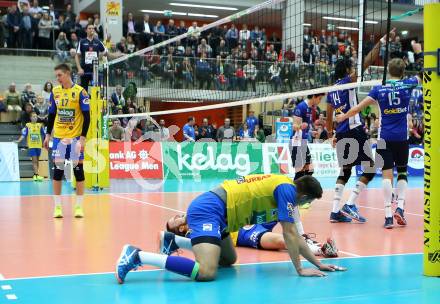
{"left": 166, "top": 214, "right": 189, "bottom": 237}
{"left": 388, "top": 58, "right": 406, "bottom": 79}
{"left": 86, "top": 23, "right": 95, "bottom": 37}
{"left": 334, "top": 58, "right": 353, "bottom": 81}
{"left": 54, "top": 63, "right": 72, "bottom": 86}
{"left": 294, "top": 175, "right": 323, "bottom": 206}
{"left": 30, "top": 111, "right": 38, "bottom": 123}
{"left": 307, "top": 93, "right": 325, "bottom": 106}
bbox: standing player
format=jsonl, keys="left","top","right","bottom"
{"left": 336, "top": 58, "right": 421, "bottom": 228}
{"left": 15, "top": 111, "right": 45, "bottom": 181}
{"left": 325, "top": 29, "right": 396, "bottom": 223}
{"left": 75, "top": 23, "right": 108, "bottom": 92}
{"left": 43, "top": 64, "right": 90, "bottom": 218}
{"left": 115, "top": 174, "right": 346, "bottom": 283}
{"left": 291, "top": 93, "right": 325, "bottom": 180}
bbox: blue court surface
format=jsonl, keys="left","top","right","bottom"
{"left": 1, "top": 254, "right": 439, "bottom": 304}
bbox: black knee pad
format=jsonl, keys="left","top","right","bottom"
{"left": 73, "top": 164, "right": 85, "bottom": 182}
{"left": 397, "top": 166, "right": 408, "bottom": 182}
{"left": 361, "top": 172, "right": 375, "bottom": 183}
{"left": 53, "top": 168, "right": 64, "bottom": 181}
{"left": 337, "top": 167, "right": 352, "bottom": 184}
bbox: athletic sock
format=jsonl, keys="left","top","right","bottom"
{"left": 332, "top": 183, "right": 345, "bottom": 213}
{"left": 383, "top": 179, "right": 393, "bottom": 218}
{"left": 54, "top": 195, "right": 61, "bottom": 208}
{"left": 293, "top": 207, "right": 305, "bottom": 235}
{"left": 138, "top": 252, "right": 199, "bottom": 279}
{"left": 396, "top": 179, "right": 407, "bottom": 210}
{"left": 174, "top": 234, "right": 193, "bottom": 250}
{"left": 347, "top": 181, "right": 367, "bottom": 206}
{"left": 76, "top": 195, "right": 84, "bottom": 207}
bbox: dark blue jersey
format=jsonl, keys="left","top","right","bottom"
{"left": 292, "top": 100, "right": 311, "bottom": 139}
{"left": 76, "top": 37, "right": 106, "bottom": 73}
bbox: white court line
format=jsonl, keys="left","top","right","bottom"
{"left": 319, "top": 199, "right": 423, "bottom": 217}
{"left": 110, "top": 193, "right": 185, "bottom": 213}
{"left": 3, "top": 252, "right": 421, "bottom": 281}
{"left": 1, "top": 285, "right": 12, "bottom": 290}
{"left": 338, "top": 250, "right": 361, "bottom": 257}
{"left": 5, "top": 294, "right": 17, "bottom": 300}
{"left": 0, "top": 273, "right": 4, "bottom": 280}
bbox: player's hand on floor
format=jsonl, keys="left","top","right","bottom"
{"left": 318, "top": 264, "right": 347, "bottom": 272}
{"left": 298, "top": 268, "right": 327, "bottom": 277}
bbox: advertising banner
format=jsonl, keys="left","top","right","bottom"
{"left": 0, "top": 143, "right": 20, "bottom": 181}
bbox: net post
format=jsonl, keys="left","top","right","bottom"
{"left": 423, "top": 2, "right": 440, "bottom": 277}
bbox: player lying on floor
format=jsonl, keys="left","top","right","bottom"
{"left": 161, "top": 218, "right": 338, "bottom": 258}
{"left": 116, "top": 174, "right": 346, "bottom": 284}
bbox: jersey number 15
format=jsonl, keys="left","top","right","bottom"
{"left": 388, "top": 91, "right": 400, "bottom": 106}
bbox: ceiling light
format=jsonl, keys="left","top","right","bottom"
{"left": 303, "top": 23, "right": 311, "bottom": 27}
{"left": 140, "top": 10, "right": 187, "bottom": 16}
{"left": 401, "top": 30, "right": 409, "bottom": 35}
{"left": 169, "top": 3, "right": 238, "bottom": 11}
{"left": 337, "top": 26, "right": 359, "bottom": 31}
{"left": 323, "top": 16, "right": 357, "bottom": 22}
{"left": 188, "top": 13, "right": 218, "bottom": 18}
{"left": 365, "top": 20, "right": 379, "bottom": 24}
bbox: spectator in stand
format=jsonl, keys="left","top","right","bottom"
{"left": 166, "top": 19, "right": 178, "bottom": 38}
{"left": 246, "top": 110, "right": 259, "bottom": 134}
{"left": 62, "top": 14, "right": 76, "bottom": 38}
{"left": 284, "top": 45, "right": 296, "bottom": 62}
{"left": 64, "top": 3, "right": 76, "bottom": 22}
{"left": 390, "top": 35, "right": 402, "bottom": 58}
{"left": 254, "top": 124, "right": 265, "bottom": 143}
{"left": 197, "top": 118, "right": 216, "bottom": 141}
{"left": 130, "top": 121, "right": 143, "bottom": 142}
{"left": 29, "top": 0, "right": 43, "bottom": 15}
{"left": 303, "top": 27, "right": 312, "bottom": 50}
{"left": 250, "top": 25, "right": 261, "bottom": 46}
{"left": 209, "top": 25, "right": 222, "bottom": 57}
{"left": 21, "top": 83, "right": 37, "bottom": 107}
{"left": 126, "top": 35, "right": 136, "bottom": 53}
{"left": 409, "top": 115, "right": 423, "bottom": 145}
{"left": 153, "top": 20, "right": 165, "bottom": 43}
{"left": 217, "top": 118, "right": 235, "bottom": 142}
{"left": 20, "top": 6, "right": 33, "bottom": 49}
{"left": 197, "top": 38, "right": 212, "bottom": 57}
{"left": 187, "top": 21, "right": 199, "bottom": 48}
{"left": 181, "top": 57, "right": 193, "bottom": 88}
{"left": 239, "top": 24, "right": 250, "bottom": 49}
{"left": 34, "top": 95, "right": 48, "bottom": 124}
{"left": 312, "top": 125, "right": 328, "bottom": 142}
{"left": 225, "top": 24, "right": 238, "bottom": 49}
{"left": 116, "top": 36, "right": 127, "bottom": 53}
{"left": 7, "top": 5, "right": 21, "bottom": 48}
{"left": 268, "top": 32, "right": 281, "bottom": 54}
{"left": 20, "top": 102, "right": 33, "bottom": 127}
{"left": 123, "top": 98, "right": 137, "bottom": 114}
{"left": 139, "top": 14, "right": 152, "bottom": 47}
{"left": 196, "top": 53, "right": 212, "bottom": 89}
{"left": 123, "top": 12, "right": 137, "bottom": 37}
{"left": 163, "top": 54, "right": 175, "bottom": 88}
{"left": 259, "top": 27, "right": 267, "bottom": 52}
{"left": 93, "top": 17, "right": 103, "bottom": 40}
{"left": 38, "top": 11, "right": 53, "bottom": 49}
{"left": 233, "top": 59, "right": 245, "bottom": 91}
{"left": 110, "top": 85, "right": 125, "bottom": 113}
{"left": 48, "top": 3, "right": 57, "bottom": 21}
{"left": 74, "top": 15, "right": 85, "bottom": 38}
{"left": 268, "top": 61, "right": 282, "bottom": 92}
{"left": 319, "top": 29, "right": 326, "bottom": 44}
{"left": 265, "top": 44, "right": 278, "bottom": 61}
{"left": 238, "top": 122, "right": 252, "bottom": 140}
{"left": 5, "top": 83, "right": 21, "bottom": 122}
{"left": 363, "top": 34, "right": 375, "bottom": 57}
{"left": 109, "top": 119, "right": 125, "bottom": 142}
{"left": 217, "top": 39, "right": 229, "bottom": 59}
{"left": 157, "top": 119, "right": 170, "bottom": 142}
{"left": 55, "top": 32, "right": 70, "bottom": 62}
{"left": 183, "top": 116, "right": 196, "bottom": 142}
{"left": 314, "top": 113, "right": 326, "bottom": 129}
{"left": 41, "top": 81, "right": 53, "bottom": 105}
{"left": 281, "top": 103, "right": 291, "bottom": 117}
{"left": 243, "top": 59, "right": 257, "bottom": 92}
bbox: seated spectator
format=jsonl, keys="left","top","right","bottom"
{"left": 187, "top": 21, "right": 199, "bottom": 48}
{"left": 268, "top": 32, "right": 281, "bottom": 54}
{"left": 109, "top": 119, "right": 125, "bottom": 141}
{"left": 250, "top": 26, "right": 261, "bottom": 46}
{"left": 34, "top": 95, "right": 48, "bottom": 124}
{"left": 233, "top": 60, "right": 245, "bottom": 91}
{"left": 5, "top": 83, "right": 21, "bottom": 122}
{"left": 246, "top": 110, "right": 259, "bottom": 134}
{"left": 409, "top": 115, "right": 423, "bottom": 145}
{"left": 197, "top": 118, "right": 216, "bottom": 141}
{"left": 153, "top": 20, "right": 165, "bottom": 43}
{"left": 265, "top": 44, "right": 278, "bottom": 61}
{"left": 181, "top": 57, "right": 194, "bottom": 89}
{"left": 243, "top": 59, "right": 257, "bottom": 92}
{"left": 21, "top": 83, "right": 37, "bottom": 108}
{"left": 313, "top": 125, "right": 328, "bottom": 142}
{"left": 314, "top": 113, "right": 326, "bottom": 129}
{"left": 239, "top": 24, "right": 250, "bottom": 49}
{"left": 225, "top": 24, "right": 238, "bottom": 49}
{"left": 123, "top": 12, "right": 137, "bottom": 37}
{"left": 183, "top": 116, "right": 196, "bottom": 142}
{"left": 163, "top": 54, "right": 175, "bottom": 88}
{"left": 117, "top": 36, "right": 128, "bottom": 53}
{"left": 217, "top": 118, "right": 235, "bottom": 142}
{"left": 197, "top": 38, "right": 212, "bottom": 58}
{"left": 123, "top": 98, "right": 137, "bottom": 114}
{"left": 281, "top": 103, "right": 291, "bottom": 117}
{"left": 166, "top": 19, "right": 178, "bottom": 38}
{"left": 157, "top": 119, "right": 170, "bottom": 142}
{"left": 70, "top": 32, "right": 79, "bottom": 49}
{"left": 217, "top": 39, "right": 229, "bottom": 59}
{"left": 196, "top": 53, "right": 212, "bottom": 89}
{"left": 111, "top": 85, "right": 125, "bottom": 113}
{"left": 238, "top": 123, "right": 252, "bottom": 140}
{"left": 39, "top": 81, "right": 52, "bottom": 105}
{"left": 213, "top": 56, "right": 227, "bottom": 90}
{"left": 254, "top": 124, "right": 266, "bottom": 143}
{"left": 268, "top": 62, "right": 282, "bottom": 92}
{"left": 131, "top": 122, "right": 143, "bottom": 142}
{"left": 55, "top": 32, "right": 70, "bottom": 62}
{"left": 126, "top": 35, "right": 136, "bottom": 53}
{"left": 21, "top": 102, "right": 33, "bottom": 127}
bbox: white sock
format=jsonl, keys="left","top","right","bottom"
{"left": 174, "top": 235, "right": 193, "bottom": 251}
{"left": 332, "top": 183, "right": 345, "bottom": 213}
{"left": 396, "top": 179, "right": 407, "bottom": 210}
{"left": 76, "top": 195, "right": 84, "bottom": 207}
{"left": 138, "top": 251, "right": 167, "bottom": 268}
{"left": 347, "top": 181, "right": 367, "bottom": 205}
{"left": 293, "top": 207, "right": 305, "bottom": 235}
{"left": 54, "top": 195, "right": 61, "bottom": 208}
{"left": 383, "top": 179, "right": 393, "bottom": 218}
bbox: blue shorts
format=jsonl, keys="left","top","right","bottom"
{"left": 237, "top": 221, "right": 278, "bottom": 249}
{"left": 52, "top": 137, "right": 84, "bottom": 161}
{"left": 186, "top": 191, "right": 228, "bottom": 246}
{"left": 28, "top": 148, "right": 41, "bottom": 157}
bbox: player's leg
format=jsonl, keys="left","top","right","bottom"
{"left": 52, "top": 138, "right": 66, "bottom": 218}
{"left": 218, "top": 235, "right": 237, "bottom": 267}
{"left": 330, "top": 166, "right": 353, "bottom": 223}
{"left": 31, "top": 155, "right": 38, "bottom": 181}
{"left": 393, "top": 140, "right": 409, "bottom": 226}
{"left": 377, "top": 142, "right": 395, "bottom": 228}
{"left": 71, "top": 137, "right": 85, "bottom": 218}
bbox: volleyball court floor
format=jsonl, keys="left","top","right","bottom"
{"left": 0, "top": 176, "right": 439, "bottom": 303}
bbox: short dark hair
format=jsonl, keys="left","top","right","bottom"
{"left": 295, "top": 176, "right": 323, "bottom": 200}
{"left": 334, "top": 58, "right": 352, "bottom": 81}
{"left": 307, "top": 93, "right": 325, "bottom": 99}
{"left": 54, "top": 63, "right": 71, "bottom": 73}
{"left": 188, "top": 116, "right": 194, "bottom": 122}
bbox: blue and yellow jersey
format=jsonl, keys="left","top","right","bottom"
{"left": 22, "top": 122, "right": 45, "bottom": 149}
{"left": 49, "top": 84, "right": 90, "bottom": 139}
{"left": 222, "top": 174, "right": 297, "bottom": 232}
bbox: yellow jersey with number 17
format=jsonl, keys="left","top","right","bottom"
{"left": 49, "top": 84, "right": 90, "bottom": 139}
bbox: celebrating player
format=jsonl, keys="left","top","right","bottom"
{"left": 115, "top": 174, "right": 346, "bottom": 283}
{"left": 325, "top": 29, "right": 396, "bottom": 223}
{"left": 336, "top": 58, "right": 421, "bottom": 228}
{"left": 43, "top": 64, "right": 90, "bottom": 218}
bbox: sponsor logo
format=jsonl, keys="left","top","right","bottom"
{"left": 383, "top": 107, "right": 407, "bottom": 115}
{"left": 428, "top": 251, "right": 440, "bottom": 263}
{"left": 202, "top": 223, "right": 213, "bottom": 231}
{"left": 287, "top": 202, "right": 295, "bottom": 219}
{"left": 408, "top": 147, "right": 424, "bottom": 170}
{"left": 236, "top": 175, "right": 271, "bottom": 184}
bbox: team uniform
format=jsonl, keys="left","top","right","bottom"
{"left": 49, "top": 84, "right": 90, "bottom": 161}
{"left": 186, "top": 174, "right": 297, "bottom": 246}
{"left": 327, "top": 76, "right": 373, "bottom": 167}
{"left": 368, "top": 77, "right": 419, "bottom": 172}
{"left": 291, "top": 100, "right": 312, "bottom": 169}
{"left": 233, "top": 221, "right": 278, "bottom": 249}
{"left": 76, "top": 37, "right": 107, "bottom": 91}
{"left": 22, "top": 122, "right": 45, "bottom": 157}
